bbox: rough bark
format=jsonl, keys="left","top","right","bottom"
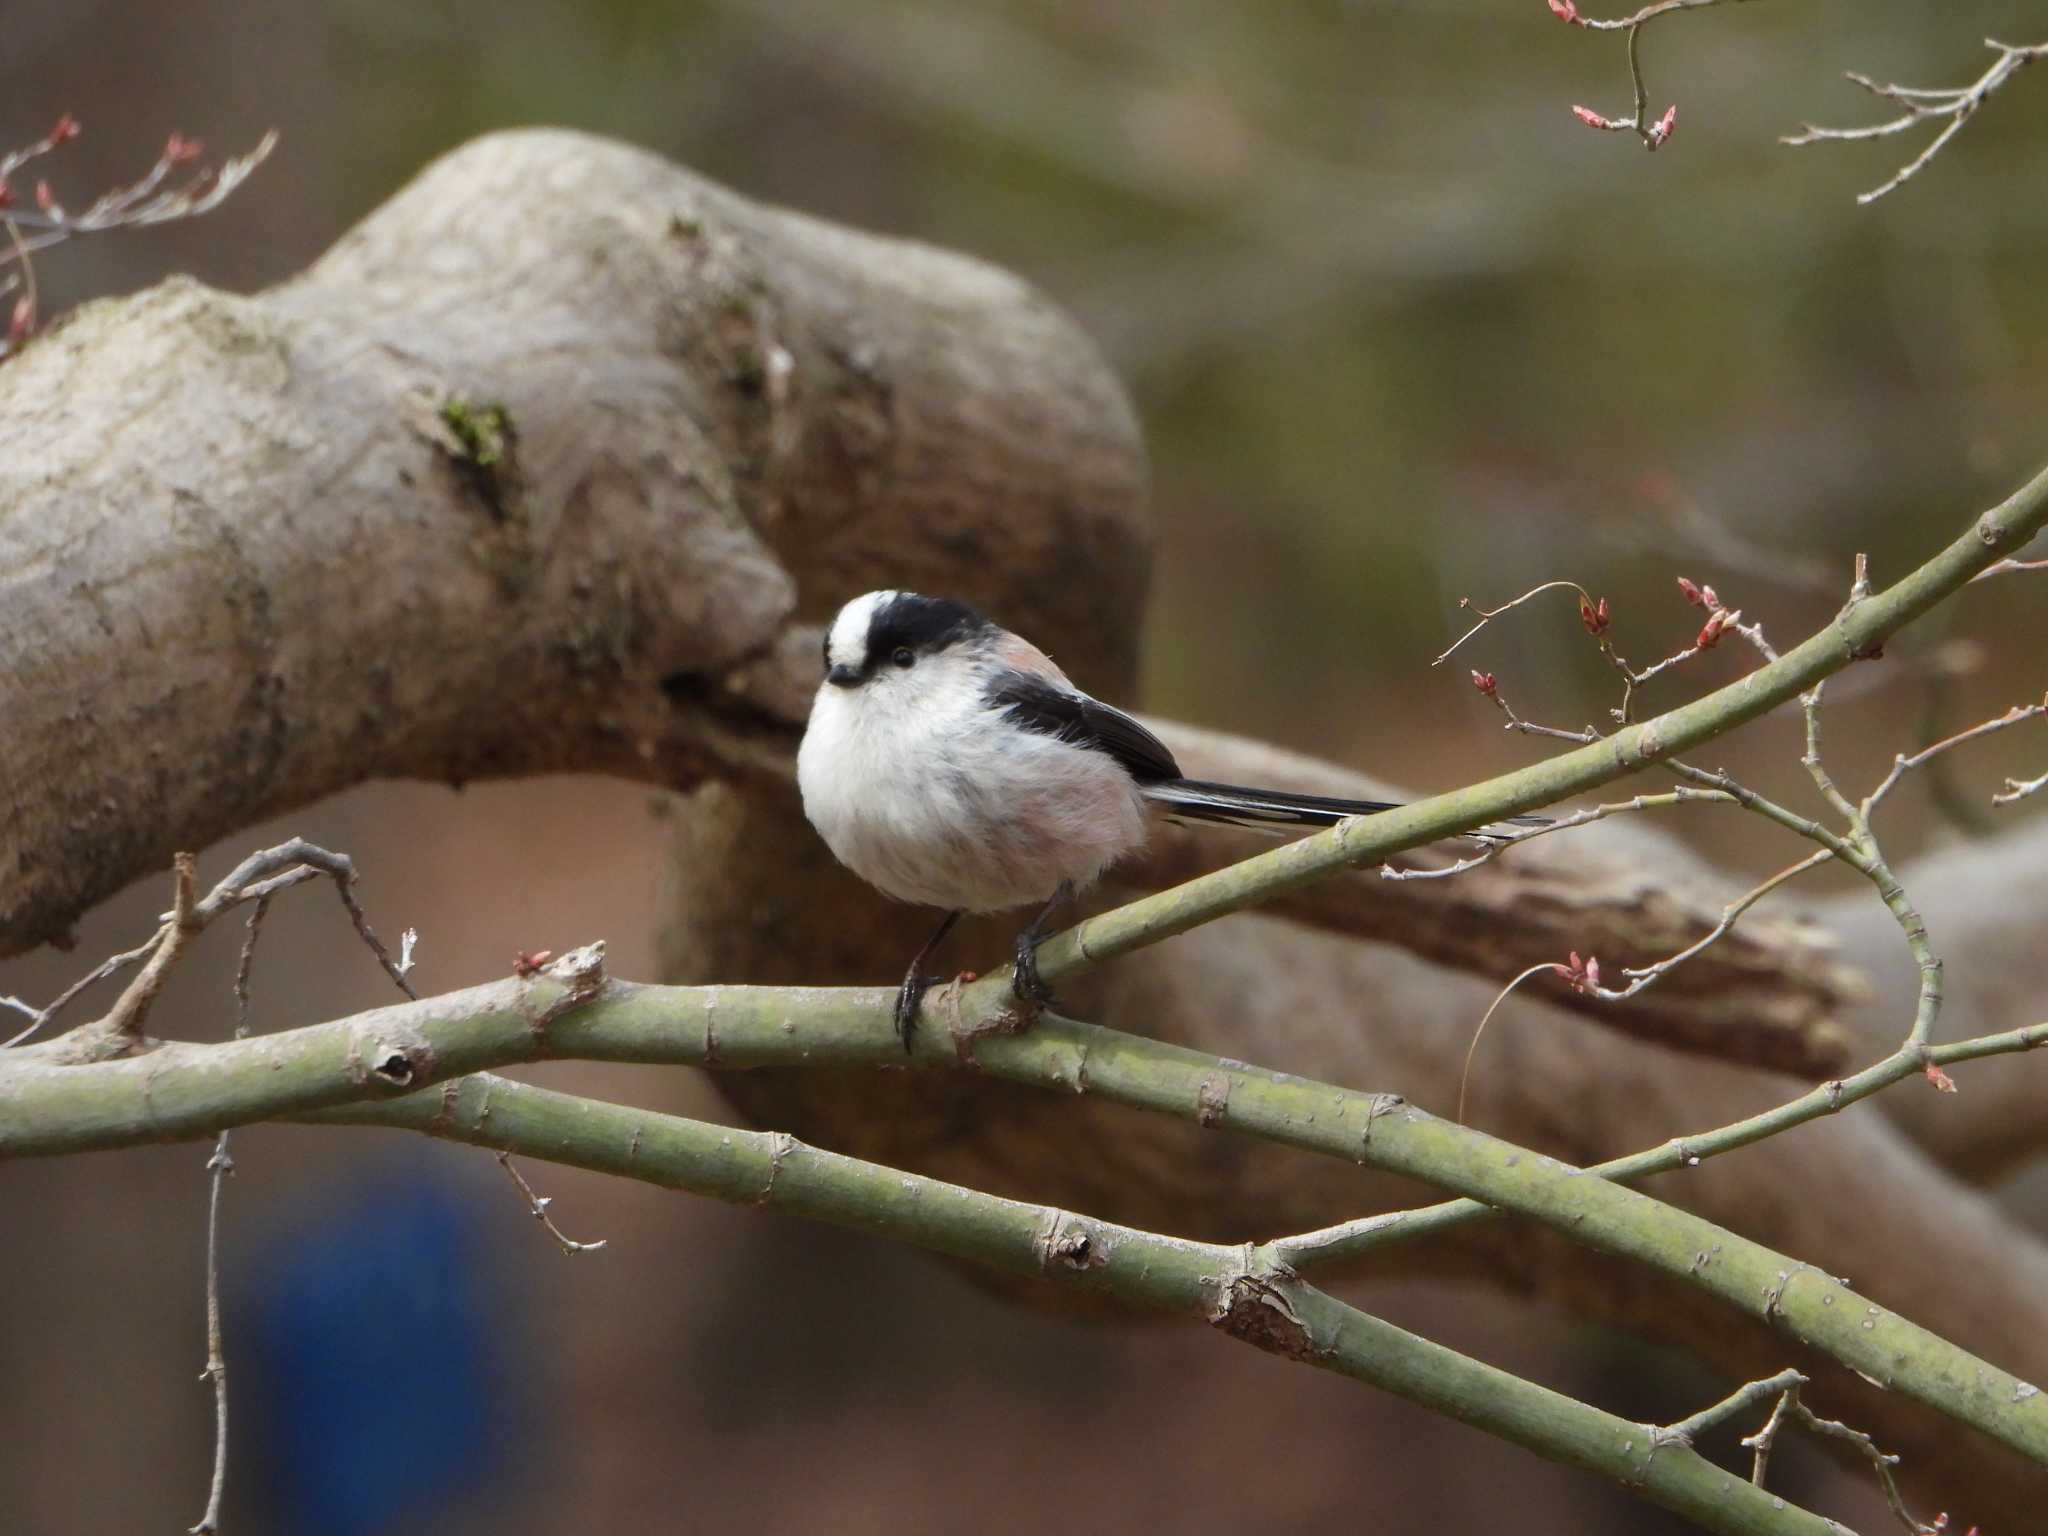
{"left": 0, "top": 127, "right": 1150, "bottom": 955}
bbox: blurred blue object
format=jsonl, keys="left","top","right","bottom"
{"left": 237, "top": 1153, "right": 531, "bottom": 1536}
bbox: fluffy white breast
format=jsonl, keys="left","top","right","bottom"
{"left": 796, "top": 637, "right": 1148, "bottom": 913}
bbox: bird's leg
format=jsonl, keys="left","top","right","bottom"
{"left": 1011, "top": 882, "right": 1072, "bottom": 1010}
{"left": 894, "top": 909, "right": 962, "bottom": 1051}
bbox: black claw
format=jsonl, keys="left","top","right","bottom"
{"left": 1009, "top": 882, "right": 1071, "bottom": 1012}
{"left": 894, "top": 970, "right": 932, "bottom": 1051}
{"left": 1012, "top": 928, "right": 1057, "bottom": 1009}
{"left": 894, "top": 909, "right": 962, "bottom": 1052}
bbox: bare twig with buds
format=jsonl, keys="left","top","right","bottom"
{"left": 1784, "top": 38, "right": 2048, "bottom": 205}
{"left": 1547, "top": 0, "right": 1762, "bottom": 152}
{"left": 1435, "top": 550, "right": 2040, "bottom": 1133}
{"left": 0, "top": 116, "right": 276, "bottom": 356}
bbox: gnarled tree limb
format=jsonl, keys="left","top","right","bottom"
{"left": 0, "top": 127, "right": 1148, "bottom": 956}
{"left": 1, "top": 129, "right": 1863, "bottom": 1078}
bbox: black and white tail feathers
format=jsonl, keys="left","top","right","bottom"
{"left": 1141, "top": 779, "right": 1543, "bottom": 845}
{"left": 985, "top": 667, "right": 1546, "bottom": 846}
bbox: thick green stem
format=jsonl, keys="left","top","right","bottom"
{"left": 8, "top": 968, "right": 2047, "bottom": 1468}
{"left": 310, "top": 1073, "right": 1842, "bottom": 1536}
{"left": 1284, "top": 1020, "right": 2042, "bottom": 1263}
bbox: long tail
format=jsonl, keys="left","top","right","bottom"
{"left": 1140, "top": 778, "right": 1547, "bottom": 844}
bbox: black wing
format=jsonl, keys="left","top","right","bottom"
{"left": 985, "top": 670, "right": 1182, "bottom": 783}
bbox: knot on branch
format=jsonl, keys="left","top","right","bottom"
{"left": 348, "top": 1025, "right": 437, "bottom": 1092}
{"left": 519, "top": 941, "right": 611, "bottom": 1045}
{"left": 1194, "top": 1072, "right": 1232, "bottom": 1127}
{"left": 546, "top": 941, "right": 608, "bottom": 996}
{"left": 1034, "top": 1211, "right": 1112, "bottom": 1273}
{"left": 1209, "top": 1269, "right": 1324, "bottom": 1365}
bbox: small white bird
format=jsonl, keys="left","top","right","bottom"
{"left": 797, "top": 590, "right": 1539, "bottom": 1044}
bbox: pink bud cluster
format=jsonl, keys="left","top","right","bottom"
{"left": 1677, "top": 576, "right": 1738, "bottom": 649}
{"left": 1554, "top": 951, "right": 1602, "bottom": 993}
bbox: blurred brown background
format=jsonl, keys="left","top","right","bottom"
{"left": 4, "top": 1, "right": 2045, "bottom": 1531}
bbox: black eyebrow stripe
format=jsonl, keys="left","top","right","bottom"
{"left": 865, "top": 593, "right": 991, "bottom": 659}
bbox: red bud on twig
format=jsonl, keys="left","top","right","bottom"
{"left": 1547, "top": 0, "right": 1581, "bottom": 21}
{"left": 1471, "top": 671, "right": 1498, "bottom": 697}
{"left": 1553, "top": 951, "right": 1602, "bottom": 993}
{"left": 1924, "top": 1064, "right": 1958, "bottom": 1094}
{"left": 1677, "top": 576, "right": 1703, "bottom": 607}
{"left": 1579, "top": 594, "right": 1611, "bottom": 636}
{"left": 1647, "top": 104, "right": 1678, "bottom": 148}
{"left": 1697, "top": 609, "right": 1735, "bottom": 649}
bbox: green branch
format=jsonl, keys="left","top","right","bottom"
{"left": 1030, "top": 461, "right": 2048, "bottom": 986}
{"left": 309, "top": 1072, "right": 1844, "bottom": 1536}
{"left": 8, "top": 961, "right": 2046, "bottom": 1468}
{"left": 1276, "top": 1016, "right": 2048, "bottom": 1266}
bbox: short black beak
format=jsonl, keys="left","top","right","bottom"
{"left": 826, "top": 664, "right": 863, "bottom": 688}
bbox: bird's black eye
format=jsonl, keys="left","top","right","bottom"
{"left": 891, "top": 647, "right": 916, "bottom": 669}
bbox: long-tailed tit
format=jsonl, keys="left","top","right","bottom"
{"left": 797, "top": 590, "right": 1542, "bottom": 1044}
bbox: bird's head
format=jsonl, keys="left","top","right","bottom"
{"left": 820, "top": 590, "right": 992, "bottom": 692}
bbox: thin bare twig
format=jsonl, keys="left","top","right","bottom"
{"left": 1433, "top": 580, "right": 1596, "bottom": 666}
{"left": 0, "top": 931, "right": 161, "bottom": 1048}
{"left": 7, "top": 841, "right": 417, "bottom": 1058}
{"left": 1783, "top": 38, "right": 2048, "bottom": 204}
{"left": 1584, "top": 849, "right": 1835, "bottom": 1003}
{"left": 189, "top": 1133, "right": 233, "bottom": 1535}
{"left": 1659, "top": 1367, "right": 1805, "bottom": 1448}
{"left": 1475, "top": 676, "right": 1602, "bottom": 744}
{"left": 190, "top": 890, "right": 270, "bottom": 1535}
{"left": 1377, "top": 845, "right": 1501, "bottom": 882}
{"left": 1739, "top": 1382, "right": 1948, "bottom": 1534}
{"left": 0, "top": 120, "right": 276, "bottom": 357}
{"left": 189, "top": 895, "right": 274, "bottom": 1535}
{"left": 96, "top": 853, "right": 199, "bottom": 1044}
{"left": 1457, "top": 963, "right": 1557, "bottom": 1126}
{"left": 1994, "top": 769, "right": 2048, "bottom": 806}
{"left": 1970, "top": 553, "right": 2048, "bottom": 582}
{"left": 495, "top": 1153, "right": 609, "bottom": 1255}
{"left": 1378, "top": 784, "right": 1735, "bottom": 885}
{"left": 1863, "top": 696, "right": 2048, "bottom": 813}
{"left": 1741, "top": 1381, "right": 1798, "bottom": 1487}
{"left": 184, "top": 858, "right": 416, "bottom": 1532}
